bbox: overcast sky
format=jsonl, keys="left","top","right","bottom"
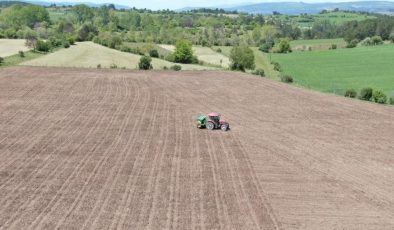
{"left": 46, "top": 0, "right": 394, "bottom": 10}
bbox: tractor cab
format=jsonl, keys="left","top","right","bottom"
{"left": 207, "top": 112, "right": 221, "bottom": 127}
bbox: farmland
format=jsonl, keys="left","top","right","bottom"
{"left": 272, "top": 44, "right": 394, "bottom": 97}
{"left": 0, "top": 39, "right": 30, "bottom": 57}
{"left": 21, "top": 42, "right": 218, "bottom": 70}
{"left": 0, "top": 67, "right": 393, "bottom": 229}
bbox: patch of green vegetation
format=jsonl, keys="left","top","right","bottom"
{"left": 290, "top": 38, "right": 346, "bottom": 51}
{"left": 271, "top": 44, "right": 394, "bottom": 97}
{"left": 0, "top": 50, "right": 44, "bottom": 68}
{"left": 251, "top": 47, "right": 280, "bottom": 80}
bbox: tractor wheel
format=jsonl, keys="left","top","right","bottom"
{"left": 221, "top": 124, "right": 228, "bottom": 132}
{"left": 207, "top": 122, "right": 214, "bottom": 130}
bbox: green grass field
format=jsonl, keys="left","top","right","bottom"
{"left": 21, "top": 42, "right": 219, "bottom": 71}
{"left": 271, "top": 44, "right": 394, "bottom": 97}
{"left": 0, "top": 39, "right": 30, "bottom": 57}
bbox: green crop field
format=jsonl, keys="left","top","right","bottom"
{"left": 20, "top": 42, "right": 219, "bottom": 71}
{"left": 0, "top": 39, "right": 30, "bottom": 57}
{"left": 271, "top": 44, "right": 394, "bottom": 97}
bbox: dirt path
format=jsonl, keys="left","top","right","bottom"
{"left": 0, "top": 67, "right": 393, "bottom": 229}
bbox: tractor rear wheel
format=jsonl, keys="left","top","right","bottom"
{"left": 207, "top": 122, "right": 214, "bottom": 130}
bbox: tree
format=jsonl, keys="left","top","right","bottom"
{"left": 173, "top": 40, "right": 194, "bottom": 64}
{"left": 25, "top": 34, "right": 38, "bottom": 50}
{"left": 278, "top": 38, "right": 292, "bottom": 53}
{"left": 72, "top": 4, "right": 94, "bottom": 23}
{"left": 138, "top": 56, "right": 153, "bottom": 70}
{"left": 230, "top": 45, "right": 255, "bottom": 71}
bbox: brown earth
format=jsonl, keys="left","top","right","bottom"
{"left": 0, "top": 67, "right": 393, "bottom": 230}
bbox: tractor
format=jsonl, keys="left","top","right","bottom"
{"left": 196, "top": 112, "right": 229, "bottom": 131}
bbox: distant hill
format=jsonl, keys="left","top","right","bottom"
{"left": 0, "top": 1, "right": 30, "bottom": 7}
{"left": 181, "top": 1, "right": 394, "bottom": 15}
{"left": 20, "top": 0, "right": 131, "bottom": 9}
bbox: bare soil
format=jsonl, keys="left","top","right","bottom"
{"left": 0, "top": 67, "right": 393, "bottom": 230}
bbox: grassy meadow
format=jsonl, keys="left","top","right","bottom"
{"left": 21, "top": 42, "right": 219, "bottom": 70}
{"left": 0, "top": 39, "right": 30, "bottom": 57}
{"left": 271, "top": 44, "right": 394, "bottom": 97}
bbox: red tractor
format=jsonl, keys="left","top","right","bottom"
{"left": 196, "top": 112, "right": 230, "bottom": 131}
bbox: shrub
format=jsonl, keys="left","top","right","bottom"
{"left": 170, "top": 65, "right": 182, "bottom": 71}
{"left": 18, "top": 51, "right": 25, "bottom": 57}
{"left": 371, "top": 36, "right": 383, "bottom": 45}
{"left": 0, "top": 57, "right": 4, "bottom": 64}
{"left": 259, "top": 43, "right": 271, "bottom": 53}
{"left": 390, "top": 32, "right": 394, "bottom": 43}
{"left": 344, "top": 89, "right": 357, "bottom": 98}
{"left": 252, "top": 68, "right": 265, "bottom": 77}
{"left": 36, "top": 40, "right": 51, "bottom": 52}
{"left": 281, "top": 75, "right": 293, "bottom": 83}
{"left": 216, "top": 48, "right": 222, "bottom": 53}
{"left": 389, "top": 96, "right": 394, "bottom": 105}
{"left": 110, "top": 63, "right": 118, "bottom": 69}
{"left": 63, "top": 41, "right": 70, "bottom": 48}
{"left": 330, "top": 44, "right": 337, "bottom": 50}
{"left": 149, "top": 49, "right": 159, "bottom": 58}
{"left": 271, "top": 61, "right": 282, "bottom": 72}
{"left": 138, "top": 56, "right": 153, "bottom": 70}
{"left": 174, "top": 39, "right": 194, "bottom": 64}
{"left": 162, "top": 66, "right": 169, "bottom": 70}
{"left": 278, "top": 38, "right": 292, "bottom": 53}
{"left": 359, "top": 87, "right": 373, "bottom": 101}
{"left": 230, "top": 45, "right": 255, "bottom": 71}
{"left": 67, "top": 36, "right": 75, "bottom": 45}
{"left": 372, "top": 90, "right": 387, "bottom": 104}
{"left": 97, "top": 64, "right": 101, "bottom": 69}
{"left": 346, "top": 39, "right": 358, "bottom": 48}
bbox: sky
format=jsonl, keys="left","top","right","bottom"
{"left": 44, "top": 0, "right": 394, "bottom": 10}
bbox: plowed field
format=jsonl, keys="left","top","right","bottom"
{"left": 0, "top": 67, "right": 393, "bottom": 230}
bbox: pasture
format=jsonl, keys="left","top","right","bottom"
{"left": 272, "top": 44, "right": 394, "bottom": 97}
{"left": 20, "top": 42, "right": 218, "bottom": 70}
{"left": 0, "top": 39, "right": 30, "bottom": 57}
{"left": 0, "top": 67, "right": 393, "bottom": 229}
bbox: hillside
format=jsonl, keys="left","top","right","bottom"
{"left": 182, "top": 1, "right": 394, "bottom": 15}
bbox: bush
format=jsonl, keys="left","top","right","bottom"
{"left": 138, "top": 56, "right": 153, "bottom": 70}
{"left": 371, "top": 36, "right": 383, "bottom": 45}
{"left": 97, "top": 64, "right": 101, "bottom": 69}
{"left": 278, "top": 38, "right": 292, "bottom": 53}
{"left": 216, "top": 48, "right": 222, "bottom": 53}
{"left": 271, "top": 61, "right": 282, "bottom": 72}
{"left": 0, "top": 57, "right": 4, "bottom": 64}
{"left": 110, "top": 63, "right": 118, "bottom": 69}
{"left": 149, "top": 49, "right": 159, "bottom": 58}
{"left": 67, "top": 36, "right": 75, "bottom": 45}
{"left": 344, "top": 89, "right": 357, "bottom": 98}
{"left": 372, "top": 90, "right": 387, "bottom": 104}
{"left": 63, "top": 41, "right": 70, "bottom": 48}
{"left": 18, "top": 51, "right": 25, "bottom": 57}
{"left": 36, "top": 40, "right": 51, "bottom": 52}
{"left": 389, "top": 96, "right": 394, "bottom": 105}
{"left": 170, "top": 65, "right": 182, "bottom": 71}
{"left": 252, "top": 68, "right": 265, "bottom": 77}
{"left": 230, "top": 45, "right": 255, "bottom": 71}
{"left": 162, "top": 66, "right": 169, "bottom": 70}
{"left": 390, "top": 32, "right": 394, "bottom": 43}
{"left": 346, "top": 39, "right": 358, "bottom": 48}
{"left": 173, "top": 39, "right": 194, "bottom": 64}
{"left": 359, "top": 87, "right": 373, "bottom": 101}
{"left": 281, "top": 75, "right": 293, "bottom": 83}
{"left": 330, "top": 44, "right": 337, "bottom": 50}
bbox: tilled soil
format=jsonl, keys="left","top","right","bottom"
{"left": 0, "top": 67, "right": 393, "bottom": 230}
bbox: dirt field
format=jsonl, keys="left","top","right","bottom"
{"left": 0, "top": 67, "right": 393, "bottom": 230}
